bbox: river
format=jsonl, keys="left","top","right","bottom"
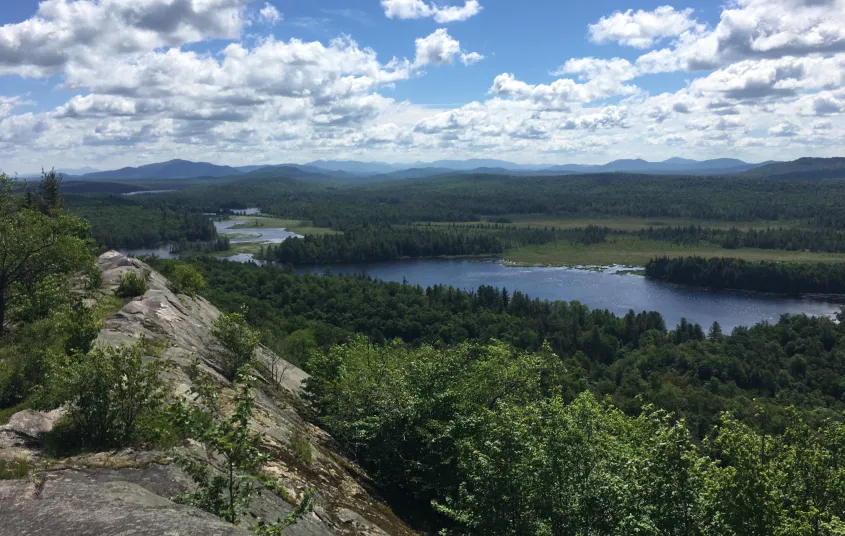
{"left": 121, "top": 215, "right": 843, "bottom": 331}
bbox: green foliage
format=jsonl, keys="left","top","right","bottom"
{"left": 36, "top": 169, "right": 63, "bottom": 213}
{"left": 213, "top": 310, "right": 260, "bottom": 380}
{"left": 289, "top": 430, "right": 312, "bottom": 465}
{"left": 646, "top": 256, "right": 845, "bottom": 293}
{"left": 45, "top": 342, "right": 170, "bottom": 454}
{"left": 0, "top": 173, "right": 93, "bottom": 331}
{"left": 116, "top": 270, "right": 149, "bottom": 298}
{"left": 85, "top": 263, "right": 104, "bottom": 291}
{"left": 281, "top": 330, "right": 316, "bottom": 367}
{"left": 0, "top": 457, "right": 31, "bottom": 480}
{"left": 149, "top": 257, "right": 845, "bottom": 437}
{"left": 67, "top": 196, "right": 218, "bottom": 249}
{"left": 263, "top": 224, "right": 556, "bottom": 264}
{"left": 169, "top": 263, "right": 207, "bottom": 296}
{"left": 252, "top": 488, "right": 317, "bottom": 536}
{"left": 174, "top": 366, "right": 266, "bottom": 525}
{"left": 58, "top": 303, "right": 103, "bottom": 355}
{"left": 307, "top": 338, "right": 845, "bottom": 535}
{"left": 0, "top": 301, "right": 104, "bottom": 408}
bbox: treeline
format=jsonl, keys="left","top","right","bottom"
{"left": 639, "top": 225, "right": 845, "bottom": 253}
{"left": 249, "top": 174, "right": 845, "bottom": 229}
{"left": 151, "top": 257, "right": 845, "bottom": 437}
{"left": 308, "top": 339, "right": 845, "bottom": 535}
{"left": 96, "top": 172, "right": 845, "bottom": 230}
{"left": 646, "top": 256, "right": 845, "bottom": 294}
{"left": 261, "top": 225, "right": 557, "bottom": 264}
{"left": 67, "top": 197, "right": 218, "bottom": 248}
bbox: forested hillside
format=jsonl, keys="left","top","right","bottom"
{"left": 4, "top": 170, "right": 845, "bottom": 534}
{"left": 147, "top": 256, "right": 845, "bottom": 535}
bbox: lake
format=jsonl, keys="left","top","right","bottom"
{"left": 120, "top": 215, "right": 844, "bottom": 331}
{"left": 296, "top": 258, "right": 843, "bottom": 331}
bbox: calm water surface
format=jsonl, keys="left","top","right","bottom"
{"left": 213, "top": 220, "right": 301, "bottom": 243}
{"left": 297, "top": 258, "right": 843, "bottom": 331}
{"left": 121, "top": 216, "right": 843, "bottom": 331}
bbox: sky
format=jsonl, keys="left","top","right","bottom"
{"left": 0, "top": 0, "right": 844, "bottom": 173}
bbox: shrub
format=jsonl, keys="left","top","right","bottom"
{"left": 85, "top": 262, "right": 104, "bottom": 291}
{"left": 59, "top": 303, "right": 102, "bottom": 355}
{"left": 169, "top": 264, "right": 206, "bottom": 297}
{"left": 290, "top": 429, "right": 313, "bottom": 465}
{"left": 212, "top": 311, "right": 260, "bottom": 380}
{"left": 116, "top": 270, "right": 149, "bottom": 298}
{"left": 45, "top": 341, "right": 170, "bottom": 454}
{"left": 174, "top": 365, "right": 265, "bottom": 524}
{"left": 0, "top": 457, "right": 30, "bottom": 480}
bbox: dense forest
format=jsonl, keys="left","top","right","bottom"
{"left": 646, "top": 256, "right": 845, "bottom": 294}
{"left": 67, "top": 196, "right": 218, "bottom": 248}
{"left": 148, "top": 256, "right": 845, "bottom": 534}
{"left": 638, "top": 225, "right": 845, "bottom": 253}
{"left": 261, "top": 225, "right": 557, "bottom": 264}
{"left": 152, "top": 257, "right": 845, "bottom": 437}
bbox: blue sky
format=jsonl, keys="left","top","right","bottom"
{"left": 0, "top": 0, "right": 843, "bottom": 172}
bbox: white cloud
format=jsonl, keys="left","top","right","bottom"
{"left": 381, "top": 0, "right": 482, "bottom": 23}
{"left": 633, "top": 0, "right": 845, "bottom": 73}
{"left": 588, "top": 6, "right": 701, "bottom": 48}
{"left": 414, "top": 29, "right": 483, "bottom": 67}
{"left": 0, "top": 0, "right": 250, "bottom": 77}
{"left": 460, "top": 51, "right": 484, "bottom": 66}
{"left": 3, "top": 0, "right": 845, "bottom": 171}
{"left": 430, "top": 0, "right": 483, "bottom": 23}
{"left": 258, "top": 3, "right": 282, "bottom": 25}
{"left": 769, "top": 122, "right": 800, "bottom": 136}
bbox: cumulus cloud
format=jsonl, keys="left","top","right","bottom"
{"left": 258, "top": 3, "right": 282, "bottom": 24}
{"left": 769, "top": 122, "right": 800, "bottom": 136}
{"left": 3, "top": 0, "right": 845, "bottom": 170}
{"left": 381, "top": 0, "right": 482, "bottom": 23}
{"left": 632, "top": 0, "right": 845, "bottom": 73}
{"left": 0, "top": 0, "right": 251, "bottom": 77}
{"left": 414, "top": 29, "right": 483, "bottom": 67}
{"left": 588, "top": 6, "right": 701, "bottom": 48}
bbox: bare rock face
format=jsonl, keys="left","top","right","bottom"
{"left": 0, "top": 252, "right": 415, "bottom": 536}
{"left": 0, "top": 479, "right": 253, "bottom": 536}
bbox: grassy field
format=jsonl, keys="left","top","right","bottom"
{"left": 506, "top": 215, "right": 807, "bottom": 231}
{"left": 427, "top": 215, "right": 808, "bottom": 231}
{"left": 229, "top": 216, "right": 339, "bottom": 236}
{"left": 217, "top": 242, "right": 264, "bottom": 257}
{"left": 504, "top": 237, "right": 845, "bottom": 267}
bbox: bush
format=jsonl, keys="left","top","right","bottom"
{"left": 45, "top": 341, "right": 170, "bottom": 454}
{"left": 0, "top": 458, "right": 30, "bottom": 480}
{"left": 212, "top": 311, "right": 260, "bottom": 380}
{"left": 116, "top": 270, "right": 149, "bottom": 298}
{"left": 169, "top": 264, "right": 207, "bottom": 296}
{"left": 290, "top": 429, "right": 313, "bottom": 465}
{"left": 174, "top": 365, "right": 266, "bottom": 524}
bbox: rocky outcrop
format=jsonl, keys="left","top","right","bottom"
{"left": 0, "top": 252, "right": 416, "bottom": 536}
{"left": 0, "top": 479, "right": 253, "bottom": 536}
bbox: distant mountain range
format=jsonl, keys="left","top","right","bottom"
{"left": 62, "top": 156, "right": 845, "bottom": 183}
{"left": 78, "top": 159, "right": 242, "bottom": 180}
